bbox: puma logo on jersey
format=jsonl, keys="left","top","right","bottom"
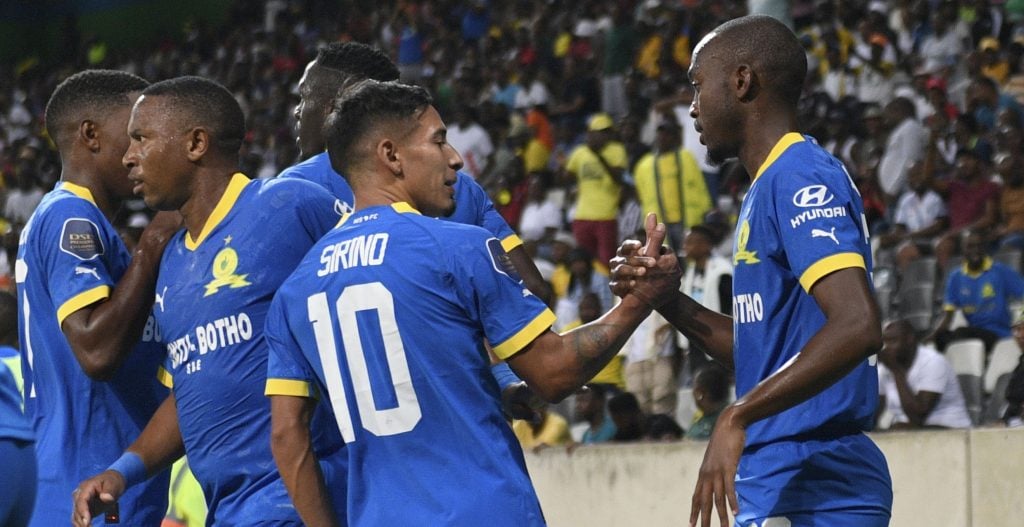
{"left": 74, "top": 266, "right": 100, "bottom": 280}
{"left": 811, "top": 227, "right": 839, "bottom": 245}
{"left": 155, "top": 286, "right": 168, "bottom": 312}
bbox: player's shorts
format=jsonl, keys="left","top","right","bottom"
{"left": 0, "top": 438, "right": 36, "bottom": 527}
{"left": 735, "top": 431, "right": 892, "bottom": 526}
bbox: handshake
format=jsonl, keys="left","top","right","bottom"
{"left": 609, "top": 213, "right": 683, "bottom": 309}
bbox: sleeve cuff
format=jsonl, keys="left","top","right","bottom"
{"left": 56, "top": 285, "right": 111, "bottom": 326}
{"left": 265, "top": 378, "right": 315, "bottom": 398}
{"left": 156, "top": 367, "right": 173, "bottom": 388}
{"left": 501, "top": 234, "right": 523, "bottom": 252}
{"left": 798, "top": 253, "right": 866, "bottom": 293}
{"left": 492, "top": 309, "right": 557, "bottom": 360}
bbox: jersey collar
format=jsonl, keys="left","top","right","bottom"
{"left": 337, "top": 202, "right": 422, "bottom": 227}
{"left": 185, "top": 173, "right": 250, "bottom": 251}
{"left": 59, "top": 181, "right": 97, "bottom": 205}
{"left": 753, "top": 132, "right": 805, "bottom": 181}
{"left": 961, "top": 257, "right": 993, "bottom": 278}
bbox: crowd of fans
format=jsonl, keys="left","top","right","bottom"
{"left": 2, "top": 0, "right": 1024, "bottom": 457}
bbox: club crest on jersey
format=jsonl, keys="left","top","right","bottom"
{"left": 733, "top": 220, "right": 760, "bottom": 265}
{"left": 60, "top": 218, "right": 104, "bottom": 260}
{"left": 203, "top": 237, "right": 252, "bottom": 296}
{"left": 486, "top": 238, "right": 522, "bottom": 283}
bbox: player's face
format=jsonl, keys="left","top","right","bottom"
{"left": 97, "top": 92, "right": 141, "bottom": 200}
{"left": 294, "top": 60, "right": 328, "bottom": 161}
{"left": 123, "top": 95, "right": 194, "bottom": 211}
{"left": 688, "top": 34, "right": 741, "bottom": 165}
{"left": 399, "top": 106, "right": 463, "bottom": 217}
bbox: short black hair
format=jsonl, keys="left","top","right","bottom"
{"left": 694, "top": 364, "right": 730, "bottom": 403}
{"left": 45, "top": 69, "right": 148, "bottom": 147}
{"left": 709, "top": 15, "right": 807, "bottom": 107}
{"left": 0, "top": 291, "right": 16, "bottom": 346}
{"left": 141, "top": 76, "right": 246, "bottom": 156}
{"left": 325, "top": 80, "right": 432, "bottom": 177}
{"left": 307, "top": 42, "right": 400, "bottom": 102}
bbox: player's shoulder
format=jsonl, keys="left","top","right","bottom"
{"left": 253, "top": 174, "right": 335, "bottom": 206}
{"left": 277, "top": 152, "right": 330, "bottom": 180}
{"left": 24, "top": 187, "right": 111, "bottom": 243}
{"left": 768, "top": 138, "right": 854, "bottom": 193}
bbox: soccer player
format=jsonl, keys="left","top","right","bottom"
{"left": 282, "top": 41, "right": 552, "bottom": 302}
{"left": 0, "top": 292, "right": 35, "bottom": 527}
{"left": 264, "top": 80, "right": 681, "bottom": 526}
{"left": 71, "top": 76, "right": 341, "bottom": 526}
{"left": 610, "top": 16, "right": 892, "bottom": 527}
{"left": 18, "top": 70, "right": 176, "bottom": 526}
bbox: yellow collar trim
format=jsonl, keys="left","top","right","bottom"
{"left": 754, "top": 133, "right": 805, "bottom": 181}
{"left": 337, "top": 202, "right": 421, "bottom": 228}
{"left": 962, "top": 257, "right": 993, "bottom": 278}
{"left": 60, "top": 181, "right": 97, "bottom": 205}
{"left": 185, "top": 173, "right": 250, "bottom": 251}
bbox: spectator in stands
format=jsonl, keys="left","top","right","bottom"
{"left": 574, "top": 384, "right": 616, "bottom": 444}
{"left": 608, "top": 392, "right": 645, "bottom": 442}
{"left": 967, "top": 75, "right": 1023, "bottom": 132}
{"left": 644, "top": 413, "right": 684, "bottom": 441}
{"left": 934, "top": 143, "right": 1000, "bottom": 270}
{"left": 553, "top": 248, "right": 613, "bottom": 332}
{"left": 994, "top": 153, "right": 1024, "bottom": 252}
{"left": 562, "top": 292, "right": 625, "bottom": 391}
{"left": 518, "top": 173, "right": 562, "bottom": 244}
{"left": 878, "top": 319, "right": 972, "bottom": 429}
{"left": 678, "top": 225, "right": 733, "bottom": 376}
{"left": 929, "top": 230, "right": 1024, "bottom": 352}
{"left": 1002, "top": 311, "right": 1024, "bottom": 427}
{"left": 878, "top": 97, "right": 927, "bottom": 203}
{"left": 447, "top": 104, "right": 494, "bottom": 180}
{"left": 685, "top": 364, "right": 731, "bottom": 440}
{"left": 878, "top": 160, "right": 949, "bottom": 271}
{"left": 563, "top": 113, "right": 627, "bottom": 265}
{"left": 512, "top": 402, "right": 571, "bottom": 453}
{"left": 632, "top": 114, "right": 711, "bottom": 250}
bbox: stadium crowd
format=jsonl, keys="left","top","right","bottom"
{"left": 3, "top": 0, "right": 1024, "bottom": 524}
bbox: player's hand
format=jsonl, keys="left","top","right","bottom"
{"left": 609, "top": 215, "right": 663, "bottom": 298}
{"left": 139, "top": 210, "right": 184, "bottom": 249}
{"left": 501, "top": 381, "right": 545, "bottom": 421}
{"left": 628, "top": 214, "right": 682, "bottom": 309}
{"left": 72, "top": 470, "right": 125, "bottom": 527}
{"left": 690, "top": 404, "right": 744, "bottom": 527}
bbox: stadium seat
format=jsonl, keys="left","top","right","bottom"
{"left": 896, "top": 284, "right": 935, "bottom": 331}
{"left": 902, "top": 256, "right": 937, "bottom": 289}
{"left": 994, "top": 248, "right": 1023, "bottom": 273}
{"left": 982, "top": 339, "right": 1022, "bottom": 423}
{"left": 946, "top": 339, "right": 986, "bottom": 425}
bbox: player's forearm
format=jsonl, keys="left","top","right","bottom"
{"left": 270, "top": 397, "right": 339, "bottom": 527}
{"left": 726, "top": 279, "right": 881, "bottom": 430}
{"left": 657, "top": 291, "right": 735, "bottom": 370}
{"left": 510, "top": 295, "right": 652, "bottom": 402}
{"left": 507, "top": 246, "right": 553, "bottom": 302}
{"left": 128, "top": 394, "right": 185, "bottom": 479}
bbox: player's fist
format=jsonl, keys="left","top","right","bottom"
{"left": 625, "top": 213, "right": 681, "bottom": 308}
{"left": 72, "top": 470, "right": 125, "bottom": 527}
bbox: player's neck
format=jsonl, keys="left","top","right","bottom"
{"left": 59, "top": 165, "right": 120, "bottom": 221}
{"left": 738, "top": 112, "right": 800, "bottom": 178}
{"left": 179, "top": 169, "right": 234, "bottom": 240}
{"left": 352, "top": 186, "right": 416, "bottom": 213}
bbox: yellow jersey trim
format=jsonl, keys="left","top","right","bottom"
{"left": 157, "top": 367, "right": 173, "bottom": 388}
{"left": 391, "top": 202, "right": 421, "bottom": 215}
{"left": 501, "top": 234, "right": 523, "bottom": 252}
{"left": 185, "top": 173, "right": 250, "bottom": 251}
{"left": 798, "top": 252, "right": 866, "bottom": 293}
{"left": 754, "top": 133, "right": 805, "bottom": 181}
{"left": 57, "top": 285, "right": 110, "bottom": 325}
{"left": 943, "top": 303, "right": 956, "bottom": 312}
{"left": 60, "top": 182, "right": 98, "bottom": 205}
{"left": 265, "top": 378, "right": 313, "bottom": 397}
{"left": 492, "top": 309, "right": 557, "bottom": 360}
{"left": 961, "top": 257, "right": 993, "bottom": 279}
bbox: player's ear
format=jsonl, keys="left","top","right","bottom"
{"left": 734, "top": 64, "right": 757, "bottom": 102}
{"left": 185, "top": 127, "right": 210, "bottom": 162}
{"left": 80, "top": 120, "right": 101, "bottom": 152}
{"left": 378, "top": 138, "right": 402, "bottom": 176}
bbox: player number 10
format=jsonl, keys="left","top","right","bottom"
{"left": 307, "top": 283, "right": 422, "bottom": 443}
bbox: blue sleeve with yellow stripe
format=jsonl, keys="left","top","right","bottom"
{"left": 447, "top": 227, "right": 554, "bottom": 360}
{"left": 265, "top": 292, "right": 317, "bottom": 397}
{"left": 447, "top": 172, "right": 523, "bottom": 252}
{"left": 772, "top": 154, "right": 868, "bottom": 293}
{"left": 40, "top": 199, "right": 120, "bottom": 325}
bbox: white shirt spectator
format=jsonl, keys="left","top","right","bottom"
{"left": 919, "top": 30, "right": 963, "bottom": 73}
{"left": 878, "top": 344, "right": 972, "bottom": 428}
{"left": 513, "top": 80, "right": 551, "bottom": 110}
{"left": 893, "top": 189, "right": 947, "bottom": 232}
{"left": 518, "top": 199, "right": 562, "bottom": 243}
{"left": 878, "top": 117, "right": 927, "bottom": 197}
{"left": 447, "top": 122, "right": 493, "bottom": 180}
{"left": 4, "top": 186, "right": 44, "bottom": 225}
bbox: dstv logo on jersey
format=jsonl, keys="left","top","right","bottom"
{"left": 792, "top": 185, "right": 834, "bottom": 208}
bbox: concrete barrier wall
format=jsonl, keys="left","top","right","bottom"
{"left": 525, "top": 428, "right": 1024, "bottom": 527}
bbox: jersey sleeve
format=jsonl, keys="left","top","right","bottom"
{"left": 37, "top": 202, "right": 118, "bottom": 325}
{"left": 942, "top": 273, "right": 960, "bottom": 311}
{"left": 447, "top": 228, "right": 555, "bottom": 360}
{"left": 268, "top": 177, "right": 342, "bottom": 243}
{"left": 265, "top": 292, "right": 318, "bottom": 398}
{"left": 774, "top": 164, "right": 868, "bottom": 293}
{"left": 1004, "top": 266, "right": 1024, "bottom": 299}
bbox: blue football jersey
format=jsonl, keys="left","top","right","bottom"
{"left": 265, "top": 202, "right": 555, "bottom": 526}
{"left": 942, "top": 259, "right": 1024, "bottom": 338}
{"left": 731, "top": 134, "right": 891, "bottom": 519}
{"left": 16, "top": 182, "right": 168, "bottom": 527}
{"left": 278, "top": 153, "right": 523, "bottom": 250}
{"left": 0, "top": 355, "right": 31, "bottom": 441}
{"left": 154, "top": 174, "right": 340, "bottom": 524}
